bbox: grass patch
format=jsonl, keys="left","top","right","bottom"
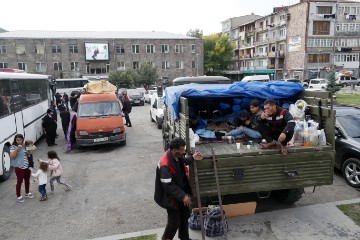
{"left": 336, "top": 94, "right": 360, "bottom": 106}
{"left": 337, "top": 202, "right": 360, "bottom": 226}
{"left": 122, "top": 234, "right": 157, "bottom": 240}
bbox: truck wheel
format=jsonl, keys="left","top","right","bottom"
{"left": 150, "top": 112, "right": 155, "bottom": 122}
{"left": 342, "top": 158, "right": 360, "bottom": 188}
{"left": 272, "top": 188, "right": 304, "bottom": 204}
{"left": 156, "top": 117, "right": 162, "bottom": 129}
{"left": 0, "top": 144, "right": 11, "bottom": 182}
{"left": 120, "top": 139, "right": 126, "bottom": 146}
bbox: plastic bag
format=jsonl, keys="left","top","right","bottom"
{"left": 289, "top": 104, "right": 305, "bottom": 120}
{"left": 318, "top": 129, "right": 327, "bottom": 146}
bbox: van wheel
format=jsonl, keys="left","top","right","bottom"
{"left": 0, "top": 144, "right": 11, "bottom": 182}
{"left": 120, "top": 139, "right": 126, "bottom": 146}
{"left": 343, "top": 83, "right": 348, "bottom": 87}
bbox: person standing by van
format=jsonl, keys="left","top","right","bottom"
{"left": 121, "top": 92, "right": 132, "bottom": 127}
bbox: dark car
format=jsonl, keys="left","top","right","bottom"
{"left": 334, "top": 106, "right": 360, "bottom": 188}
{"left": 127, "top": 89, "right": 144, "bottom": 106}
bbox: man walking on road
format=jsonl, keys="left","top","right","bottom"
{"left": 154, "top": 137, "right": 203, "bottom": 240}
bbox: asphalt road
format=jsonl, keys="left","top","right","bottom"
{"left": 0, "top": 104, "right": 359, "bottom": 240}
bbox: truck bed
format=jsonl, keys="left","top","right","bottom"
{"left": 190, "top": 142, "right": 334, "bottom": 197}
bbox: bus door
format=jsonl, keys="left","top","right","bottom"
{"left": 9, "top": 80, "right": 24, "bottom": 135}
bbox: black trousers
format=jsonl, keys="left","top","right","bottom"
{"left": 257, "top": 123, "right": 294, "bottom": 146}
{"left": 124, "top": 112, "right": 131, "bottom": 126}
{"left": 162, "top": 204, "right": 191, "bottom": 240}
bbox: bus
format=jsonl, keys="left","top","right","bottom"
{"left": 55, "top": 78, "right": 89, "bottom": 96}
{"left": 0, "top": 71, "right": 50, "bottom": 181}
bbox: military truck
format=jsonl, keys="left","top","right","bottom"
{"left": 162, "top": 81, "right": 335, "bottom": 205}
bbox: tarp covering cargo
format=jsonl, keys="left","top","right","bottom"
{"left": 164, "top": 81, "right": 304, "bottom": 120}
{"left": 85, "top": 80, "right": 117, "bottom": 94}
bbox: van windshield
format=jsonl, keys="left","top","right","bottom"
{"left": 78, "top": 101, "right": 121, "bottom": 118}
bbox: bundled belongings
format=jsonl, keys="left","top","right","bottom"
{"left": 84, "top": 80, "right": 117, "bottom": 94}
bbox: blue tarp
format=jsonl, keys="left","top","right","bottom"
{"left": 164, "top": 81, "right": 304, "bottom": 121}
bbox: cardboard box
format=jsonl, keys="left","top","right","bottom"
{"left": 222, "top": 202, "right": 257, "bottom": 217}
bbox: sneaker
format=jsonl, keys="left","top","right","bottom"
{"left": 25, "top": 193, "right": 34, "bottom": 199}
{"left": 17, "top": 196, "right": 25, "bottom": 203}
{"left": 50, "top": 190, "right": 55, "bottom": 194}
{"left": 44, "top": 194, "right": 48, "bottom": 199}
{"left": 39, "top": 196, "right": 47, "bottom": 201}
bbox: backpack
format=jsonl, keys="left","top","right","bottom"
{"left": 204, "top": 205, "right": 228, "bottom": 237}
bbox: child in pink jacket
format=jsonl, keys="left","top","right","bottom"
{"left": 47, "top": 151, "right": 71, "bottom": 193}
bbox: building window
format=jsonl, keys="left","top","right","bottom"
{"left": 317, "top": 6, "right": 332, "bottom": 14}
{"left": 70, "top": 62, "right": 79, "bottom": 71}
{"left": 16, "top": 45, "right": 26, "bottom": 54}
{"left": 116, "top": 44, "right": 125, "bottom": 54}
{"left": 52, "top": 45, "right": 61, "bottom": 54}
{"left": 279, "top": 28, "right": 286, "bottom": 37}
{"left": 191, "top": 44, "right": 195, "bottom": 53}
{"left": 36, "top": 62, "right": 47, "bottom": 72}
{"left": 35, "top": 45, "right": 45, "bottom": 54}
{"left": 69, "top": 45, "right": 78, "bottom": 53}
{"left": 117, "top": 62, "right": 125, "bottom": 71}
{"left": 335, "top": 54, "right": 359, "bottom": 62}
{"left": 161, "top": 44, "right": 169, "bottom": 53}
{"left": 146, "top": 44, "right": 155, "bottom": 53}
{"left": 175, "top": 44, "right": 183, "bottom": 53}
{"left": 192, "top": 61, "right": 196, "bottom": 69}
{"left": 17, "top": 62, "right": 27, "bottom": 71}
{"left": 53, "top": 62, "right": 63, "bottom": 71}
{"left": 86, "top": 63, "right": 90, "bottom": 74}
{"left": 0, "top": 45, "right": 6, "bottom": 54}
{"left": 132, "top": 61, "right": 139, "bottom": 69}
{"left": 176, "top": 61, "right": 184, "bottom": 69}
{"left": 307, "top": 53, "right": 330, "bottom": 63}
{"left": 0, "top": 62, "right": 8, "bottom": 68}
{"left": 132, "top": 44, "right": 139, "bottom": 54}
{"left": 162, "top": 61, "right": 170, "bottom": 69}
{"left": 313, "top": 21, "right": 330, "bottom": 35}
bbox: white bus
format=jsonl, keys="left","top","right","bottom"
{"left": 55, "top": 78, "right": 89, "bottom": 96}
{"left": 0, "top": 71, "right": 50, "bottom": 181}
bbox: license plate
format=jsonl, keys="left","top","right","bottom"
{"left": 94, "top": 137, "right": 108, "bottom": 143}
{"left": 135, "top": 100, "right": 140, "bottom": 103}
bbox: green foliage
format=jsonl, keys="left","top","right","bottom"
{"left": 108, "top": 69, "right": 137, "bottom": 89}
{"left": 326, "top": 70, "right": 341, "bottom": 94}
{"left": 186, "top": 29, "right": 203, "bottom": 38}
{"left": 337, "top": 94, "right": 360, "bottom": 106}
{"left": 136, "top": 62, "right": 159, "bottom": 90}
{"left": 203, "top": 33, "right": 235, "bottom": 76}
{"left": 337, "top": 202, "right": 360, "bottom": 226}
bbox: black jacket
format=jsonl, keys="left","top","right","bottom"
{"left": 257, "top": 106, "right": 295, "bottom": 134}
{"left": 154, "top": 150, "right": 193, "bottom": 210}
{"left": 122, "top": 100, "right": 132, "bottom": 113}
{"left": 42, "top": 114, "right": 56, "bottom": 132}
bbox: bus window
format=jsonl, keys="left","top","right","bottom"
{"left": 56, "top": 78, "right": 89, "bottom": 96}
{"left": 19, "top": 78, "right": 48, "bottom": 108}
{"left": 0, "top": 80, "right": 11, "bottom": 117}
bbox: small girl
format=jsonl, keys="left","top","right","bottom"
{"left": 31, "top": 161, "right": 48, "bottom": 201}
{"left": 47, "top": 151, "right": 71, "bottom": 193}
{"left": 25, "top": 140, "right": 36, "bottom": 170}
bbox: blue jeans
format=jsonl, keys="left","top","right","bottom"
{"left": 228, "top": 126, "right": 262, "bottom": 139}
{"left": 38, "top": 184, "right": 47, "bottom": 197}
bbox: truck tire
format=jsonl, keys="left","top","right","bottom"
{"left": 162, "top": 124, "right": 170, "bottom": 151}
{"left": 272, "top": 188, "right": 304, "bottom": 204}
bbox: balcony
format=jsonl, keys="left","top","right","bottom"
{"left": 268, "top": 64, "right": 275, "bottom": 69}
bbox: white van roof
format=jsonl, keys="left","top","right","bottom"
{"left": 241, "top": 75, "right": 270, "bottom": 82}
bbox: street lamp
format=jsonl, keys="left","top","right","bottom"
{"left": 196, "top": 53, "right": 199, "bottom": 76}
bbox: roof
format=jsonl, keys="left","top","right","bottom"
{"left": 228, "top": 15, "right": 263, "bottom": 28}
{"left": 80, "top": 93, "right": 117, "bottom": 102}
{"left": 0, "top": 30, "right": 197, "bottom": 40}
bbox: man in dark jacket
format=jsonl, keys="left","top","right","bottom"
{"left": 256, "top": 98, "right": 295, "bottom": 155}
{"left": 154, "top": 137, "right": 203, "bottom": 240}
{"left": 121, "top": 93, "right": 132, "bottom": 127}
{"left": 59, "top": 106, "right": 70, "bottom": 139}
{"left": 42, "top": 109, "right": 57, "bottom": 146}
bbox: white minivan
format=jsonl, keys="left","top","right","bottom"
{"left": 241, "top": 75, "right": 270, "bottom": 82}
{"left": 150, "top": 93, "right": 164, "bottom": 129}
{"left": 308, "top": 78, "right": 328, "bottom": 90}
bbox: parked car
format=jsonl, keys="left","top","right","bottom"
{"left": 336, "top": 75, "right": 360, "bottom": 87}
{"left": 241, "top": 75, "right": 270, "bottom": 82}
{"left": 301, "top": 79, "right": 311, "bottom": 88}
{"left": 335, "top": 106, "right": 360, "bottom": 188}
{"left": 150, "top": 93, "right": 164, "bottom": 129}
{"left": 144, "top": 90, "right": 157, "bottom": 104}
{"left": 127, "top": 89, "right": 145, "bottom": 106}
{"left": 308, "top": 78, "right": 328, "bottom": 90}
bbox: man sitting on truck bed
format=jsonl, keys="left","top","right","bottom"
{"left": 257, "top": 99, "right": 295, "bottom": 155}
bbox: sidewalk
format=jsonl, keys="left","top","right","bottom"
{"left": 91, "top": 198, "right": 360, "bottom": 240}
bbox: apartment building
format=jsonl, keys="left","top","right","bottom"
{"left": 225, "top": 0, "right": 360, "bottom": 80}
{"left": 0, "top": 30, "right": 203, "bottom": 81}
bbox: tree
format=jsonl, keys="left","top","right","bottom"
{"left": 108, "top": 70, "right": 136, "bottom": 89}
{"left": 136, "top": 62, "right": 159, "bottom": 90}
{"left": 326, "top": 70, "right": 341, "bottom": 94}
{"left": 186, "top": 29, "right": 203, "bottom": 38}
{"left": 203, "top": 33, "right": 235, "bottom": 76}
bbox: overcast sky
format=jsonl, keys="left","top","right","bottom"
{"left": 1, "top": 0, "right": 300, "bottom": 35}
